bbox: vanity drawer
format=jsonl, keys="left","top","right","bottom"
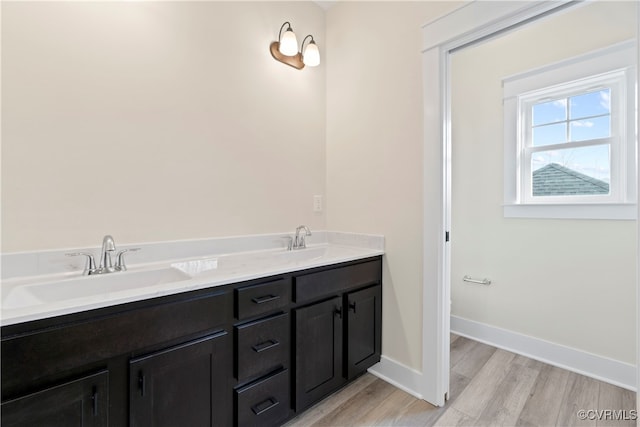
{"left": 293, "top": 259, "right": 381, "bottom": 303}
{"left": 236, "top": 278, "right": 291, "bottom": 320}
{"left": 235, "top": 369, "right": 289, "bottom": 427}
{"left": 236, "top": 313, "right": 289, "bottom": 382}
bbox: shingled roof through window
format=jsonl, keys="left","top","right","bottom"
{"left": 532, "top": 163, "right": 609, "bottom": 196}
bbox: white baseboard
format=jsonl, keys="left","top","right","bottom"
{"left": 367, "top": 356, "right": 424, "bottom": 400}
{"left": 451, "top": 315, "right": 637, "bottom": 391}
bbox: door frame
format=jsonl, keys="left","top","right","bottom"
{"left": 419, "top": 0, "right": 637, "bottom": 406}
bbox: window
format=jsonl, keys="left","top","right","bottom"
{"left": 522, "top": 73, "right": 621, "bottom": 202}
{"left": 503, "top": 41, "right": 636, "bottom": 219}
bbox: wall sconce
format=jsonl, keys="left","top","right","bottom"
{"left": 270, "top": 21, "right": 320, "bottom": 70}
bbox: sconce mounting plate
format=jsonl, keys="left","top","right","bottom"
{"left": 270, "top": 42, "right": 305, "bottom": 70}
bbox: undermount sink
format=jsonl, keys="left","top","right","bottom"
{"left": 170, "top": 247, "right": 335, "bottom": 278}
{"left": 171, "top": 258, "right": 219, "bottom": 276}
{"left": 1, "top": 243, "right": 370, "bottom": 316}
{"left": 2, "top": 267, "right": 192, "bottom": 310}
{"left": 273, "top": 246, "right": 330, "bottom": 262}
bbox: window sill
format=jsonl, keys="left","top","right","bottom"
{"left": 503, "top": 203, "right": 637, "bottom": 220}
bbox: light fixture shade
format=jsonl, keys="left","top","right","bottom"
{"left": 279, "top": 29, "right": 298, "bottom": 56}
{"left": 303, "top": 41, "right": 320, "bottom": 67}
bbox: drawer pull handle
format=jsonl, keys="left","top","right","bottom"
{"left": 349, "top": 301, "right": 357, "bottom": 314}
{"left": 252, "top": 294, "right": 280, "bottom": 304}
{"left": 252, "top": 339, "right": 280, "bottom": 353}
{"left": 251, "top": 397, "right": 280, "bottom": 415}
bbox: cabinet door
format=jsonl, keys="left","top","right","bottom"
{"left": 294, "top": 296, "right": 344, "bottom": 411}
{"left": 1, "top": 370, "right": 108, "bottom": 427}
{"left": 346, "top": 285, "right": 382, "bottom": 380}
{"left": 130, "top": 331, "right": 232, "bottom": 427}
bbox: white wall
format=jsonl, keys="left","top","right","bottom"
{"left": 450, "top": 1, "right": 637, "bottom": 364}
{"left": 2, "top": 1, "right": 325, "bottom": 252}
{"left": 325, "top": 1, "right": 462, "bottom": 371}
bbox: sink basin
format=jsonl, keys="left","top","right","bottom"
{"left": 170, "top": 247, "right": 335, "bottom": 277}
{"left": 2, "top": 267, "right": 192, "bottom": 310}
{"left": 273, "top": 246, "right": 329, "bottom": 263}
{"left": 171, "top": 258, "right": 219, "bottom": 276}
{"left": 1, "top": 244, "right": 369, "bottom": 315}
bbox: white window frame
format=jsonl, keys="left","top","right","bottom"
{"left": 503, "top": 40, "right": 636, "bottom": 220}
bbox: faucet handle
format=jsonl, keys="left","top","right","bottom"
{"left": 115, "top": 248, "right": 141, "bottom": 272}
{"left": 66, "top": 252, "right": 97, "bottom": 275}
{"left": 281, "top": 236, "right": 293, "bottom": 251}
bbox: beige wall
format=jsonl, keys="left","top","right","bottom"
{"left": 325, "top": 1, "right": 462, "bottom": 371}
{"left": 2, "top": 1, "right": 325, "bottom": 251}
{"left": 5, "top": 0, "right": 633, "bottom": 375}
{"left": 2, "top": 0, "right": 463, "bottom": 375}
{"left": 451, "top": 1, "right": 637, "bottom": 364}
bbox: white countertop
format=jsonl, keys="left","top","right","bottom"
{"left": 2, "top": 235, "right": 384, "bottom": 326}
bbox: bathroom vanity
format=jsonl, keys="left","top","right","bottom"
{"left": 1, "top": 241, "right": 382, "bottom": 427}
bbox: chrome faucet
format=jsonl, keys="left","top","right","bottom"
{"left": 292, "top": 225, "right": 312, "bottom": 250}
{"left": 99, "top": 235, "right": 116, "bottom": 273}
{"left": 66, "top": 235, "right": 140, "bottom": 275}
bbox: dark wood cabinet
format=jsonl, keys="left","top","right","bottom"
{"left": 2, "top": 256, "right": 382, "bottom": 427}
{"left": 129, "top": 332, "right": 232, "bottom": 427}
{"left": 292, "top": 259, "right": 382, "bottom": 412}
{"left": 1, "top": 289, "right": 230, "bottom": 400}
{"left": 1, "top": 370, "right": 109, "bottom": 427}
{"left": 234, "top": 277, "right": 292, "bottom": 426}
{"left": 345, "top": 285, "right": 382, "bottom": 380}
{"left": 294, "top": 296, "right": 345, "bottom": 411}
{"left": 1, "top": 288, "right": 232, "bottom": 427}
{"left": 293, "top": 285, "right": 382, "bottom": 412}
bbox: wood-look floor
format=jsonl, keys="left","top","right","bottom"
{"left": 285, "top": 335, "right": 636, "bottom": 426}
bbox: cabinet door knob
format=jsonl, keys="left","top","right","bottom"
{"left": 334, "top": 306, "right": 342, "bottom": 319}
{"left": 138, "top": 372, "right": 146, "bottom": 397}
{"left": 91, "top": 386, "right": 99, "bottom": 416}
{"left": 348, "top": 301, "right": 357, "bottom": 314}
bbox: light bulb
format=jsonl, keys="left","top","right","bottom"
{"left": 303, "top": 41, "right": 320, "bottom": 67}
{"left": 279, "top": 29, "right": 298, "bottom": 56}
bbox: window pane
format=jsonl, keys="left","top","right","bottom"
{"left": 569, "top": 89, "right": 610, "bottom": 119}
{"left": 532, "top": 99, "right": 567, "bottom": 126}
{"left": 569, "top": 115, "right": 610, "bottom": 141}
{"left": 532, "top": 122, "right": 566, "bottom": 146}
{"left": 531, "top": 144, "right": 610, "bottom": 197}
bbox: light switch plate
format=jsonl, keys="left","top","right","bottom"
{"left": 313, "top": 195, "right": 323, "bottom": 212}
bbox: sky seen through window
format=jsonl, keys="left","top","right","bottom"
{"left": 531, "top": 89, "right": 611, "bottom": 184}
